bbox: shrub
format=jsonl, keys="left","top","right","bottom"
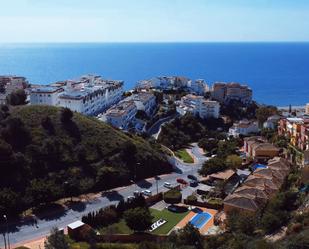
{"left": 186, "top": 194, "right": 197, "bottom": 203}
{"left": 163, "top": 189, "right": 182, "bottom": 205}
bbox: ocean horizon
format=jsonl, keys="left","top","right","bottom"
{"left": 1, "top": 42, "right": 308, "bottom": 106}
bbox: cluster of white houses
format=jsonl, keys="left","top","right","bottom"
{"left": 30, "top": 75, "right": 124, "bottom": 115}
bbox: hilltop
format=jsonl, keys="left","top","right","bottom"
{"left": 0, "top": 105, "right": 171, "bottom": 215}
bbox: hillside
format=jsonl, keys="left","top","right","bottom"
{"left": 0, "top": 105, "right": 171, "bottom": 216}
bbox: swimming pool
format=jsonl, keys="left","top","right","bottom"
{"left": 252, "top": 164, "right": 267, "bottom": 171}
{"left": 189, "top": 212, "right": 212, "bottom": 229}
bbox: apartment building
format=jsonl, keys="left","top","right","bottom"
{"left": 105, "top": 100, "right": 138, "bottom": 130}
{"left": 30, "top": 75, "right": 124, "bottom": 116}
{"left": 176, "top": 94, "right": 220, "bottom": 119}
{"left": 211, "top": 82, "right": 252, "bottom": 105}
{"left": 132, "top": 92, "right": 157, "bottom": 116}
{"left": 189, "top": 79, "right": 209, "bottom": 95}
{"left": 278, "top": 117, "right": 309, "bottom": 151}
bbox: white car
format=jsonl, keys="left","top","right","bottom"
{"left": 142, "top": 190, "right": 152, "bottom": 196}
{"left": 164, "top": 182, "right": 172, "bottom": 188}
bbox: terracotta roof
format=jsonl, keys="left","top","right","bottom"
{"left": 209, "top": 169, "right": 236, "bottom": 181}
{"left": 223, "top": 194, "right": 262, "bottom": 212}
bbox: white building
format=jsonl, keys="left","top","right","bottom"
{"left": 229, "top": 120, "right": 259, "bottom": 137}
{"left": 137, "top": 76, "right": 190, "bottom": 90}
{"left": 176, "top": 94, "right": 220, "bottom": 119}
{"left": 189, "top": 79, "right": 209, "bottom": 95}
{"left": 105, "top": 100, "right": 137, "bottom": 130}
{"left": 30, "top": 75, "right": 124, "bottom": 116}
{"left": 263, "top": 115, "right": 281, "bottom": 130}
{"left": 0, "top": 75, "right": 28, "bottom": 104}
{"left": 132, "top": 92, "right": 157, "bottom": 116}
{"left": 211, "top": 82, "right": 252, "bottom": 105}
{"left": 30, "top": 87, "right": 64, "bottom": 106}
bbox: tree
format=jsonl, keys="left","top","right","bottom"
{"left": 177, "top": 223, "right": 204, "bottom": 249}
{"left": 60, "top": 108, "right": 73, "bottom": 123}
{"left": 199, "top": 158, "right": 227, "bottom": 176}
{"left": 44, "top": 227, "right": 69, "bottom": 249}
{"left": 226, "top": 210, "right": 257, "bottom": 236}
{"left": 6, "top": 89, "right": 27, "bottom": 106}
{"left": 256, "top": 106, "right": 278, "bottom": 126}
{"left": 123, "top": 207, "right": 153, "bottom": 232}
{"left": 163, "top": 189, "right": 182, "bottom": 205}
{"left": 226, "top": 154, "right": 242, "bottom": 169}
{"left": 41, "top": 116, "right": 55, "bottom": 134}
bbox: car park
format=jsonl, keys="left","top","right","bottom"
{"left": 133, "top": 190, "right": 140, "bottom": 196}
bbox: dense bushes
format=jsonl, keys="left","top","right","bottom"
{"left": 82, "top": 195, "right": 146, "bottom": 228}
{"left": 0, "top": 105, "right": 171, "bottom": 216}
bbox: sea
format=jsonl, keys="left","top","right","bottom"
{"left": 0, "top": 42, "right": 308, "bottom": 106}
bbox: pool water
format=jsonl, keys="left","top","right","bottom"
{"left": 189, "top": 212, "right": 212, "bottom": 229}
{"left": 252, "top": 164, "right": 267, "bottom": 171}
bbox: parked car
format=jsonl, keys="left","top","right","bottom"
{"left": 187, "top": 175, "right": 197, "bottom": 181}
{"left": 133, "top": 190, "right": 140, "bottom": 197}
{"left": 177, "top": 178, "right": 188, "bottom": 185}
{"left": 189, "top": 180, "right": 198, "bottom": 187}
{"left": 164, "top": 182, "right": 172, "bottom": 188}
{"left": 142, "top": 190, "right": 152, "bottom": 196}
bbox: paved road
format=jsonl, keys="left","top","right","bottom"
{"left": 0, "top": 145, "right": 207, "bottom": 247}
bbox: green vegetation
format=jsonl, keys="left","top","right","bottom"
{"left": 163, "top": 189, "right": 182, "bottom": 205}
{"left": 6, "top": 89, "right": 27, "bottom": 106}
{"left": 158, "top": 114, "right": 228, "bottom": 150}
{"left": 0, "top": 105, "right": 171, "bottom": 216}
{"left": 99, "top": 219, "right": 132, "bottom": 235}
{"left": 124, "top": 207, "right": 154, "bottom": 232}
{"left": 175, "top": 149, "right": 194, "bottom": 163}
{"left": 45, "top": 227, "right": 70, "bottom": 249}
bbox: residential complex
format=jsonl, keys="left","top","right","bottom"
{"left": 136, "top": 76, "right": 190, "bottom": 90}
{"left": 104, "top": 92, "right": 157, "bottom": 130}
{"left": 223, "top": 157, "right": 291, "bottom": 212}
{"left": 189, "top": 79, "right": 209, "bottom": 95}
{"left": 105, "top": 100, "right": 138, "bottom": 130}
{"left": 176, "top": 94, "right": 220, "bottom": 119}
{"left": 278, "top": 117, "right": 309, "bottom": 151}
{"left": 30, "top": 75, "right": 124, "bottom": 115}
{"left": 228, "top": 120, "right": 259, "bottom": 137}
{"left": 211, "top": 82, "right": 252, "bottom": 105}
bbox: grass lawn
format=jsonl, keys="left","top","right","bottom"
{"left": 150, "top": 208, "right": 189, "bottom": 235}
{"left": 175, "top": 149, "right": 194, "bottom": 163}
{"left": 98, "top": 208, "right": 189, "bottom": 235}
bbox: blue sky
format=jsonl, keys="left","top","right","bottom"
{"left": 0, "top": 0, "right": 309, "bottom": 42}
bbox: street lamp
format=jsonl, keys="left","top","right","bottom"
{"left": 3, "top": 215, "right": 10, "bottom": 249}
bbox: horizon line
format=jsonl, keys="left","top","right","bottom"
{"left": 1, "top": 41, "right": 309, "bottom": 45}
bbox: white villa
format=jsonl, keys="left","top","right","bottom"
{"left": 30, "top": 75, "right": 124, "bottom": 115}
{"left": 229, "top": 120, "right": 259, "bottom": 137}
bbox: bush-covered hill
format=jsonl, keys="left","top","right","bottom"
{"left": 0, "top": 105, "right": 171, "bottom": 216}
